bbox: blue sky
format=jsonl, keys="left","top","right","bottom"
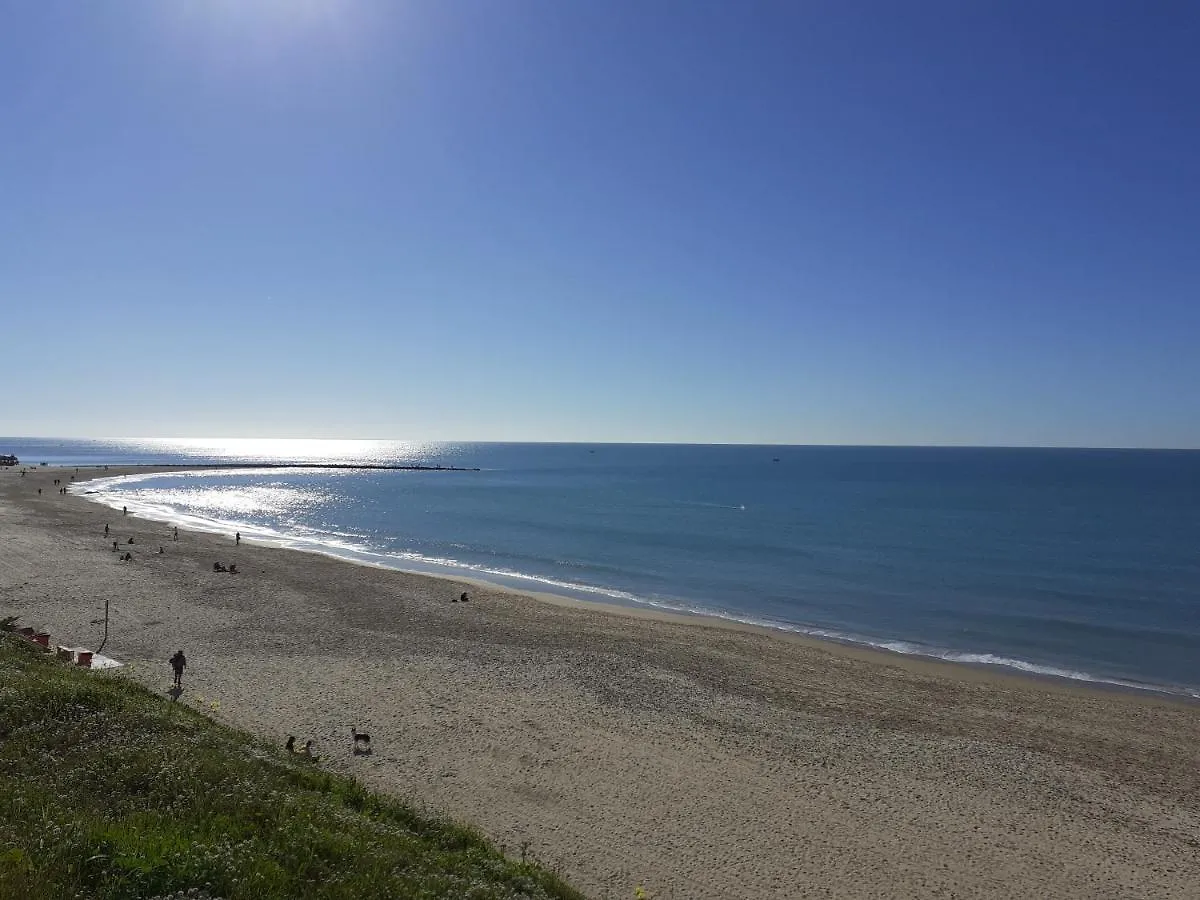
{"left": 2, "top": 1, "right": 1197, "bottom": 446}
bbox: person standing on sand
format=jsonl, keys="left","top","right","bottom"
{"left": 235, "top": 531, "right": 240, "bottom": 545}
{"left": 105, "top": 524, "right": 109, "bottom": 536}
{"left": 170, "top": 650, "right": 187, "bottom": 688}
{"left": 173, "top": 526, "right": 178, "bottom": 541}
{"left": 123, "top": 505, "right": 127, "bottom": 515}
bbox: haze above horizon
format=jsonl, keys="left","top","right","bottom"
{"left": 2, "top": 2, "right": 1198, "bottom": 448}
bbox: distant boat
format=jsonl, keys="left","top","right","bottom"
{"left": 772, "top": 457, "right": 780, "bottom": 463}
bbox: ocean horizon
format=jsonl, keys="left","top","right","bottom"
{"left": 5, "top": 437, "right": 1198, "bottom": 699}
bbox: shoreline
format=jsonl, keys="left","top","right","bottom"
{"left": 73, "top": 465, "right": 1199, "bottom": 704}
{"left": 4, "top": 465, "right": 1200, "bottom": 898}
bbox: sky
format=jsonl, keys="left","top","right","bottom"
{"left": 1, "top": 1, "right": 1198, "bottom": 446}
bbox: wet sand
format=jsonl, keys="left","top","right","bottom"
{"left": 2, "top": 465, "right": 1198, "bottom": 899}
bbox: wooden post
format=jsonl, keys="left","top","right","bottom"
{"left": 97, "top": 599, "right": 110, "bottom": 654}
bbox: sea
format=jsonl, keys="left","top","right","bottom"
{"left": 4, "top": 437, "right": 1198, "bottom": 699}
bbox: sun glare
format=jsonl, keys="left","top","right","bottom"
{"left": 146, "top": 438, "right": 443, "bottom": 466}
{"left": 164, "top": 0, "right": 361, "bottom": 58}
{"left": 192, "top": 0, "right": 344, "bottom": 30}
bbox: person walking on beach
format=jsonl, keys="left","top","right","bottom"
{"left": 173, "top": 526, "right": 178, "bottom": 541}
{"left": 105, "top": 524, "right": 109, "bottom": 536}
{"left": 123, "top": 505, "right": 127, "bottom": 515}
{"left": 235, "top": 531, "right": 241, "bottom": 545}
{"left": 170, "top": 650, "right": 187, "bottom": 688}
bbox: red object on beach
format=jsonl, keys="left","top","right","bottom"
{"left": 33, "top": 632, "right": 50, "bottom": 648}
{"left": 75, "top": 650, "right": 93, "bottom": 668}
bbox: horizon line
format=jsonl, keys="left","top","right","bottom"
{"left": 4, "top": 435, "right": 1199, "bottom": 452}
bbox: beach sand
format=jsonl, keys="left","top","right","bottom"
{"left": 2, "top": 465, "right": 1198, "bottom": 899}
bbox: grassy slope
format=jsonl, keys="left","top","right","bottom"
{"left": 0, "top": 636, "right": 584, "bottom": 900}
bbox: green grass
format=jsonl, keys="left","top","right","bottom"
{"left": 0, "top": 636, "right": 584, "bottom": 900}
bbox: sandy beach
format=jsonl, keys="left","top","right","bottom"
{"left": 2, "top": 465, "right": 1198, "bottom": 899}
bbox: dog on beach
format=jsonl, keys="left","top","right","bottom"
{"left": 286, "top": 736, "right": 316, "bottom": 758}
{"left": 351, "top": 727, "right": 372, "bottom": 755}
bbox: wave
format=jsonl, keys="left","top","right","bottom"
{"left": 73, "top": 472, "right": 1200, "bottom": 702}
{"left": 865, "top": 641, "right": 1199, "bottom": 696}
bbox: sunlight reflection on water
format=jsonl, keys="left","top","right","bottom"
{"left": 137, "top": 438, "right": 448, "bottom": 465}
{"left": 121, "top": 483, "right": 333, "bottom": 517}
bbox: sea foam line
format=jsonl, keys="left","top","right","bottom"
{"left": 73, "top": 472, "right": 1200, "bottom": 702}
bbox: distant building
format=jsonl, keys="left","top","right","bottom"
{"left": 0, "top": 455, "right": 18, "bottom": 466}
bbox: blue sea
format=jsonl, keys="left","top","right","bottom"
{"left": 6, "top": 437, "right": 1199, "bottom": 698}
